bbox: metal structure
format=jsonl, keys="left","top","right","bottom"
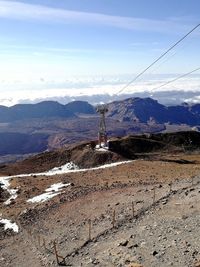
{"left": 96, "top": 104, "right": 108, "bottom": 147}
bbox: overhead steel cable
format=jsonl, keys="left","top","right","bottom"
{"left": 151, "top": 67, "right": 200, "bottom": 91}
{"left": 116, "top": 23, "right": 200, "bottom": 95}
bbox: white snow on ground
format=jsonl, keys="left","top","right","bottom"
{"left": 88, "top": 160, "right": 132, "bottom": 170}
{"left": 0, "top": 218, "right": 19, "bottom": 233}
{"left": 0, "top": 160, "right": 132, "bottom": 204}
{"left": 0, "top": 162, "right": 79, "bottom": 182}
{"left": 0, "top": 160, "right": 133, "bottom": 235}
{"left": 45, "top": 162, "right": 78, "bottom": 175}
{"left": 27, "top": 192, "right": 59, "bottom": 203}
{"left": 0, "top": 160, "right": 131, "bottom": 181}
{"left": 0, "top": 176, "right": 18, "bottom": 205}
{"left": 27, "top": 182, "right": 71, "bottom": 203}
{"left": 45, "top": 182, "right": 70, "bottom": 192}
{"left": 4, "top": 188, "right": 18, "bottom": 205}
{"left": 0, "top": 162, "right": 78, "bottom": 205}
{"left": 46, "top": 160, "right": 132, "bottom": 174}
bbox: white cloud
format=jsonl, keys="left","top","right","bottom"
{"left": 0, "top": 74, "right": 200, "bottom": 106}
{"left": 0, "top": 0, "right": 192, "bottom": 33}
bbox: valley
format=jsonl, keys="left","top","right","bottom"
{"left": 1, "top": 97, "right": 200, "bottom": 161}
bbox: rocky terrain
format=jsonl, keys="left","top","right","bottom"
{"left": 0, "top": 131, "right": 200, "bottom": 266}
{"left": 1, "top": 97, "right": 200, "bottom": 159}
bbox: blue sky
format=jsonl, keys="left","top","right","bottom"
{"left": 0, "top": 0, "right": 200, "bottom": 105}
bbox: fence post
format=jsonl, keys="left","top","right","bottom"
{"left": 112, "top": 209, "right": 116, "bottom": 228}
{"left": 132, "top": 201, "right": 135, "bottom": 218}
{"left": 53, "top": 241, "right": 59, "bottom": 265}
{"left": 153, "top": 187, "right": 156, "bottom": 205}
{"left": 43, "top": 238, "right": 47, "bottom": 250}
{"left": 88, "top": 219, "right": 92, "bottom": 241}
{"left": 169, "top": 183, "right": 172, "bottom": 193}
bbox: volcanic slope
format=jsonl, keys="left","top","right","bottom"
{"left": 1, "top": 131, "right": 200, "bottom": 266}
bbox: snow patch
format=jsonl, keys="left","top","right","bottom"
{"left": 27, "top": 182, "right": 71, "bottom": 203}
{"left": 45, "top": 182, "right": 70, "bottom": 192}
{"left": 0, "top": 218, "right": 19, "bottom": 233}
{"left": 39, "top": 160, "right": 132, "bottom": 174}
{"left": 89, "top": 161, "right": 132, "bottom": 170}
{"left": 27, "top": 192, "right": 59, "bottom": 203}
{"left": 4, "top": 188, "right": 18, "bottom": 205}
{"left": 0, "top": 176, "right": 18, "bottom": 205}
{"left": 0, "top": 162, "right": 78, "bottom": 204}
{"left": 45, "top": 162, "right": 78, "bottom": 175}
{"left": 0, "top": 161, "right": 132, "bottom": 181}
{"left": 0, "top": 160, "right": 132, "bottom": 204}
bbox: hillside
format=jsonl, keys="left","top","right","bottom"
{"left": 1, "top": 131, "right": 200, "bottom": 266}
{"left": 0, "top": 131, "right": 200, "bottom": 176}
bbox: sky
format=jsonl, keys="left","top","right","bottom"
{"left": 0, "top": 0, "right": 200, "bottom": 106}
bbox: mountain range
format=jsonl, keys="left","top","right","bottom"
{"left": 1, "top": 97, "right": 200, "bottom": 125}
{"left": 107, "top": 97, "right": 200, "bottom": 125}
{"left": 0, "top": 100, "right": 95, "bottom": 122}
{"left": 0, "top": 97, "right": 200, "bottom": 160}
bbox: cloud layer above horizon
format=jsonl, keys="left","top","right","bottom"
{"left": 0, "top": 74, "right": 200, "bottom": 107}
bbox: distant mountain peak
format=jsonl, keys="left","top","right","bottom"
{"left": 0, "top": 100, "right": 95, "bottom": 122}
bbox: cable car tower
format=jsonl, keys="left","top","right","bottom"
{"left": 96, "top": 104, "right": 108, "bottom": 148}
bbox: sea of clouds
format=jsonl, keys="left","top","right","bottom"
{"left": 0, "top": 74, "right": 200, "bottom": 106}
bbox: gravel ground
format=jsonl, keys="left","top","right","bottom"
{"left": 1, "top": 156, "right": 200, "bottom": 267}
{"left": 64, "top": 177, "right": 200, "bottom": 267}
